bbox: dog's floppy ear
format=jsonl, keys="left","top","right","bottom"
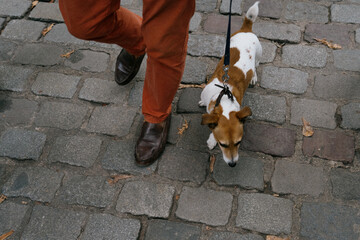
{"left": 236, "top": 106, "right": 252, "bottom": 121}
{"left": 201, "top": 113, "right": 219, "bottom": 129}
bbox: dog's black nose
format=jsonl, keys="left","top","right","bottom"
{"left": 228, "top": 162, "right": 236, "bottom": 168}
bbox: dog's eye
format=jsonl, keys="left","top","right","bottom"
{"left": 235, "top": 141, "right": 241, "bottom": 146}
{"left": 219, "top": 142, "right": 229, "bottom": 148}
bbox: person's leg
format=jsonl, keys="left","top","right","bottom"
{"left": 59, "top": 0, "right": 145, "bottom": 56}
{"left": 141, "top": 0, "right": 196, "bottom": 123}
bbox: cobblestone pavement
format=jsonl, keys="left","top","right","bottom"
{"left": 0, "top": 0, "right": 359, "bottom": 239}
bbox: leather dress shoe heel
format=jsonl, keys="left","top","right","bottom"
{"left": 135, "top": 115, "right": 171, "bottom": 167}
{"left": 115, "top": 49, "right": 145, "bottom": 85}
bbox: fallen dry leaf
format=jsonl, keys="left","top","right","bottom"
{"left": 266, "top": 236, "right": 290, "bottom": 240}
{"left": 0, "top": 195, "right": 6, "bottom": 204}
{"left": 42, "top": 23, "right": 55, "bottom": 36}
{"left": 177, "top": 119, "right": 189, "bottom": 135}
{"left": 302, "top": 117, "right": 314, "bottom": 137}
{"left": 209, "top": 155, "right": 216, "bottom": 173}
{"left": 0, "top": 230, "right": 14, "bottom": 240}
{"left": 107, "top": 174, "right": 133, "bottom": 185}
{"left": 175, "top": 194, "right": 180, "bottom": 200}
{"left": 31, "top": 0, "right": 39, "bottom": 8}
{"left": 205, "top": 226, "right": 212, "bottom": 231}
{"left": 21, "top": 201, "right": 28, "bottom": 205}
{"left": 178, "top": 83, "right": 205, "bottom": 89}
{"left": 314, "top": 38, "right": 342, "bottom": 50}
{"left": 60, "top": 50, "right": 75, "bottom": 58}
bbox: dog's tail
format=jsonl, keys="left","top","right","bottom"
{"left": 239, "top": 1, "right": 259, "bottom": 32}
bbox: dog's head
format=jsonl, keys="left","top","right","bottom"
{"left": 201, "top": 106, "right": 252, "bottom": 167}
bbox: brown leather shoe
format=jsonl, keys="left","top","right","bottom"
{"left": 115, "top": 49, "right": 145, "bottom": 85}
{"left": 135, "top": 115, "right": 171, "bottom": 167}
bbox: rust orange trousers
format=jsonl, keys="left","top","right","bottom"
{"left": 59, "top": 0, "right": 195, "bottom": 123}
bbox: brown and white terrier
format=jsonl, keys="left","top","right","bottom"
{"left": 199, "top": 2, "right": 262, "bottom": 167}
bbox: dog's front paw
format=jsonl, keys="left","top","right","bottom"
{"left": 198, "top": 100, "right": 206, "bottom": 107}
{"left": 250, "top": 71, "right": 258, "bottom": 85}
{"left": 207, "top": 133, "right": 217, "bottom": 150}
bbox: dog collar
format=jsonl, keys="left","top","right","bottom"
{"left": 214, "top": 84, "right": 234, "bottom": 107}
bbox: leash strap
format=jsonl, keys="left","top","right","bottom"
{"left": 223, "top": 0, "right": 232, "bottom": 68}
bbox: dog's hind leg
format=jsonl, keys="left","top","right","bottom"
{"left": 207, "top": 133, "right": 217, "bottom": 150}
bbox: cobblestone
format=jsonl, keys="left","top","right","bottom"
{"left": 302, "top": 130, "right": 355, "bottom": 163}
{"left": 176, "top": 186, "right": 233, "bottom": 226}
{"left": 290, "top": 98, "right": 337, "bottom": 129}
{"left": 188, "top": 34, "right": 225, "bottom": 57}
{"left": 145, "top": 219, "right": 201, "bottom": 240}
{"left": 177, "top": 88, "right": 204, "bottom": 113}
{"left": 22, "top": 205, "right": 86, "bottom": 240}
{"left": 208, "top": 231, "right": 264, "bottom": 240}
{"left": 331, "top": 4, "right": 360, "bottom": 24}
{"left": 331, "top": 168, "right": 360, "bottom": 201}
{"left": 0, "top": 98, "right": 38, "bottom": 125}
{"left": 81, "top": 214, "right": 140, "bottom": 240}
{"left": 35, "top": 102, "right": 88, "bottom": 130}
{"left": 0, "top": 39, "right": 17, "bottom": 61}
{"left": 261, "top": 66, "right": 308, "bottom": 94}
{"left": 116, "top": 181, "right": 175, "bottom": 218}
{"left": 0, "top": 65, "right": 33, "bottom": 92}
{"left": 260, "top": 41, "right": 277, "bottom": 63}
{"left": 333, "top": 50, "right": 360, "bottom": 72}
{"left": 271, "top": 160, "right": 326, "bottom": 196}
{"left": 0, "top": 129, "right": 46, "bottom": 160}
{"left": 0, "top": 202, "right": 29, "bottom": 236}
{"left": 282, "top": 45, "right": 327, "bottom": 68}
{"left": 253, "top": 23, "right": 301, "bottom": 43}
{"left": 48, "top": 135, "right": 102, "bottom": 167}
{"left": 220, "top": 0, "right": 242, "bottom": 15}
{"left": 243, "top": 0, "right": 282, "bottom": 19}
{"left": 213, "top": 155, "right": 264, "bottom": 190}
{"left": 29, "top": 2, "right": 64, "bottom": 22}
{"left": 341, "top": 102, "right": 360, "bottom": 129}
{"left": 356, "top": 28, "right": 360, "bottom": 43}
{"left": 189, "top": 12, "right": 202, "bottom": 32}
{"left": 32, "top": 72, "right": 80, "bottom": 99}
{"left": 242, "top": 92, "right": 287, "bottom": 124}
{"left": 182, "top": 56, "right": 208, "bottom": 84}
{"left": 44, "top": 23, "right": 86, "bottom": 45}
{"left": 13, "top": 43, "right": 63, "bottom": 66}
{"left": 284, "top": 2, "right": 328, "bottom": 23}
{"left": 195, "top": 0, "right": 217, "bottom": 12}
{"left": 236, "top": 193, "right": 293, "bottom": 235}
{"left": 2, "top": 166, "right": 63, "bottom": 202}
{"left": 304, "top": 24, "right": 353, "bottom": 47}
{"left": 2, "top": 19, "right": 45, "bottom": 41}
{"left": 203, "top": 14, "right": 243, "bottom": 35}
{"left": 128, "top": 81, "right": 143, "bottom": 107}
{"left": 65, "top": 50, "right": 110, "bottom": 72}
{"left": 0, "top": 0, "right": 32, "bottom": 17}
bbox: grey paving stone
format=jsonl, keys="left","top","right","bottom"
{"left": 314, "top": 73, "right": 360, "bottom": 100}
{"left": 243, "top": 0, "right": 282, "bottom": 19}
{"left": 285, "top": 1, "right": 328, "bottom": 23}
{"left": 272, "top": 160, "right": 325, "bottom": 196}
{"left": 116, "top": 181, "right": 175, "bottom": 218}
{"left": 341, "top": 102, "right": 360, "bottom": 129}
{"left": 236, "top": 193, "right": 292, "bottom": 235}
{"left": 261, "top": 66, "right": 308, "bottom": 94}
{"left": 282, "top": 45, "right": 327, "bottom": 68}
{"left": 0, "top": 65, "right": 33, "bottom": 92}
{"left": 158, "top": 146, "right": 208, "bottom": 184}
{"left": 253, "top": 23, "right": 301, "bottom": 43}
{"left": 0, "top": 202, "right": 29, "bottom": 235}
{"left": 196, "top": 0, "right": 217, "bottom": 12}
{"left": 331, "top": 168, "right": 360, "bottom": 201}
{"left": 65, "top": 50, "right": 109, "bottom": 72}
{"left": 208, "top": 231, "right": 264, "bottom": 240}
{"left": 86, "top": 106, "right": 137, "bottom": 136}
{"left": 0, "top": 98, "right": 38, "bottom": 125}
{"left": 331, "top": 4, "right": 360, "bottom": 24}
{"left": 177, "top": 88, "right": 205, "bottom": 113}
{"left": 301, "top": 203, "right": 360, "bottom": 240}
{"left": 145, "top": 219, "right": 201, "bottom": 240}
{"left": 35, "top": 102, "right": 88, "bottom": 130}
{"left": 189, "top": 12, "right": 202, "bottom": 32}
{"left": 2, "top": 167, "right": 63, "bottom": 202}
{"left": 356, "top": 28, "right": 360, "bottom": 44}
{"left": 168, "top": 114, "right": 185, "bottom": 144}
{"left": 22, "top": 205, "right": 86, "bottom": 240}
{"left": 177, "top": 114, "right": 211, "bottom": 152}
{"left": 81, "top": 214, "right": 140, "bottom": 240}
{"left": 213, "top": 155, "right": 264, "bottom": 190}
{"left": 182, "top": 56, "right": 208, "bottom": 84}
{"left": 48, "top": 135, "right": 102, "bottom": 167}
{"left": 0, "top": 18, "right": 4, "bottom": 28}
{"left": 128, "top": 81, "right": 143, "bottom": 107}
{"left": 302, "top": 130, "right": 355, "bottom": 163}
{"left": 304, "top": 24, "right": 353, "bottom": 47}
{"left": 220, "top": 0, "right": 242, "bottom": 14}
{"left": 58, "top": 175, "right": 116, "bottom": 208}
{"left": 32, "top": 72, "right": 80, "bottom": 99}
{"left": 0, "top": 129, "right": 46, "bottom": 160}
{"left": 79, "top": 78, "right": 129, "bottom": 104}
{"left": 290, "top": 98, "right": 337, "bottom": 129}
{"left": 29, "top": 2, "right": 64, "bottom": 22}
{"left": 0, "top": 39, "right": 17, "bottom": 61}
{"left": 260, "top": 41, "right": 277, "bottom": 63}
{"left": 241, "top": 123, "right": 296, "bottom": 157}
{"left": 102, "top": 140, "right": 156, "bottom": 175}
{"left": 13, "top": 43, "right": 63, "bottom": 66}
{"left": 188, "top": 34, "right": 225, "bottom": 58}
{"left": 2, "top": 19, "right": 45, "bottom": 41}
{"left": 333, "top": 50, "right": 360, "bottom": 72}
{"left": 242, "top": 92, "right": 287, "bottom": 124}
{"left": 176, "top": 186, "right": 233, "bottom": 226}
{"left": 203, "top": 14, "right": 243, "bottom": 35}
{"left": 0, "top": 0, "right": 32, "bottom": 17}
{"left": 44, "top": 23, "right": 86, "bottom": 45}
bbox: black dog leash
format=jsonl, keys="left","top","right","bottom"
{"left": 215, "top": 0, "right": 234, "bottom": 107}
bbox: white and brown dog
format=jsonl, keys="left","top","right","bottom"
{"left": 199, "top": 2, "right": 262, "bottom": 167}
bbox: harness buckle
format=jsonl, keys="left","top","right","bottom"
{"left": 222, "top": 65, "right": 230, "bottom": 82}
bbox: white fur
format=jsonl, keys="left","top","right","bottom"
{"left": 207, "top": 132, "right": 217, "bottom": 150}
{"left": 222, "top": 152, "right": 239, "bottom": 165}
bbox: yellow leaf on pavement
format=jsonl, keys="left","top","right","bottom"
{"left": 42, "top": 23, "right": 55, "bottom": 36}
{"left": 302, "top": 117, "right": 314, "bottom": 137}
